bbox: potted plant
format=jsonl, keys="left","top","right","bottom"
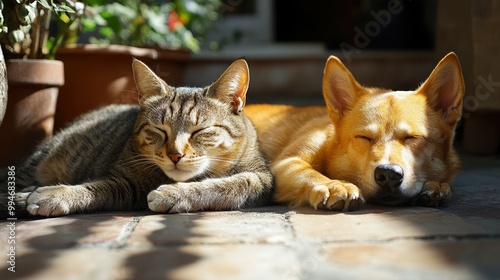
{"left": 0, "top": 0, "right": 81, "bottom": 167}
{"left": 54, "top": 0, "right": 222, "bottom": 129}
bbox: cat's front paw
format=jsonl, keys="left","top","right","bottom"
{"left": 413, "top": 181, "right": 451, "bottom": 207}
{"left": 148, "top": 184, "right": 188, "bottom": 213}
{"left": 26, "top": 186, "right": 72, "bottom": 217}
{"left": 309, "top": 180, "right": 365, "bottom": 211}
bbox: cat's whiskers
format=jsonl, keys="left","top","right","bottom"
{"left": 204, "top": 158, "right": 238, "bottom": 177}
{"left": 209, "top": 156, "right": 237, "bottom": 165}
{"left": 124, "top": 154, "right": 163, "bottom": 175}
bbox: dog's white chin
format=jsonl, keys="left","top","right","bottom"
{"left": 368, "top": 181, "right": 427, "bottom": 206}
{"left": 399, "top": 181, "right": 425, "bottom": 198}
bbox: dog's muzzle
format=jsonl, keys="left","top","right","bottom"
{"left": 372, "top": 164, "right": 412, "bottom": 205}
{"left": 374, "top": 164, "right": 404, "bottom": 191}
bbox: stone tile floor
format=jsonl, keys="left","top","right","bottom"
{"left": 0, "top": 152, "right": 499, "bottom": 280}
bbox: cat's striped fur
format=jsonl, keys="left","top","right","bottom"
{"left": 1, "top": 59, "right": 273, "bottom": 217}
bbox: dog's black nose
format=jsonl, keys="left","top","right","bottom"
{"left": 374, "top": 164, "right": 404, "bottom": 190}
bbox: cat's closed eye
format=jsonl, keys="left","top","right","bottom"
{"left": 192, "top": 127, "right": 220, "bottom": 142}
{"left": 144, "top": 126, "right": 168, "bottom": 145}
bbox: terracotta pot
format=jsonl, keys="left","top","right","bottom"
{"left": 54, "top": 44, "right": 190, "bottom": 130}
{"left": 0, "top": 59, "right": 64, "bottom": 167}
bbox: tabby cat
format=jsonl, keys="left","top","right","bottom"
{"left": 1, "top": 59, "right": 273, "bottom": 217}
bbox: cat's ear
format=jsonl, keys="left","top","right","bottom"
{"left": 322, "top": 55, "right": 364, "bottom": 123}
{"left": 132, "top": 59, "right": 169, "bottom": 102}
{"left": 208, "top": 59, "right": 249, "bottom": 114}
{"left": 416, "top": 52, "right": 465, "bottom": 126}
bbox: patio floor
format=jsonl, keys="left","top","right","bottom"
{"left": 1, "top": 152, "right": 499, "bottom": 280}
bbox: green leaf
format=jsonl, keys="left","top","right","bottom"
{"left": 37, "top": 0, "right": 51, "bottom": 9}
{"left": 81, "top": 18, "right": 97, "bottom": 32}
{"left": 107, "top": 3, "right": 135, "bottom": 20}
{"left": 102, "top": 14, "right": 122, "bottom": 34}
{"left": 46, "top": 36, "right": 55, "bottom": 51}
{"left": 146, "top": 10, "right": 168, "bottom": 34}
{"left": 85, "top": 0, "right": 107, "bottom": 6}
{"left": 53, "top": 5, "right": 75, "bottom": 13}
{"left": 93, "top": 14, "right": 107, "bottom": 26}
{"left": 11, "top": 29, "right": 25, "bottom": 43}
{"left": 99, "top": 26, "right": 113, "bottom": 38}
{"left": 17, "top": 3, "right": 37, "bottom": 25}
{"left": 58, "top": 11, "right": 71, "bottom": 24}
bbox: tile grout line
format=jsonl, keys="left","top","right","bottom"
{"left": 284, "top": 210, "right": 298, "bottom": 241}
{"left": 283, "top": 210, "right": 332, "bottom": 280}
{"left": 74, "top": 216, "right": 144, "bottom": 250}
{"left": 113, "top": 216, "right": 143, "bottom": 249}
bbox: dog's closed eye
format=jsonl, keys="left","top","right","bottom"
{"left": 355, "top": 135, "right": 373, "bottom": 143}
{"left": 402, "top": 135, "right": 426, "bottom": 148}
{"left": 404, "top": 135, "right": 418, "bottom": 141}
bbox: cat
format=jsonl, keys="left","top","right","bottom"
{"left": 1, "top": 58, "right": 273, "bottom": 218}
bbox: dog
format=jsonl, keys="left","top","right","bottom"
{"left": 245, "top": 52, "right": 464, "bottom": 211}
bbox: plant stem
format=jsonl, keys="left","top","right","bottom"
{"left": 29, "top": 5, "right": 41, "bottom": 59}
{"left": 38, "top": 6, "right": 51, "bottom": 59}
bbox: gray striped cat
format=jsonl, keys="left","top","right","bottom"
{"left": 2, "top": 59, "right": 273, "bottom": 217}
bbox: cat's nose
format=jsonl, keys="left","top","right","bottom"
{"left": 374, "top": 164, "right": 404, "bottom": 190}
{"left": 168, "top": 153, "right": 184, "bottom": 164}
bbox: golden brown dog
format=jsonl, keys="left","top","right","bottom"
{"left": 245, "top": 52, "right": 464, "bottom": 210}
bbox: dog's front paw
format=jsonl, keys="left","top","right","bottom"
{"left": 414, "top": 181, "right": 451, "bottom": 207}
{"left": 309, "top": 180, "right": 365, "bottom": 211}
{"left": 148, "top": 183, "right": 190, "bottom": 213}
{"left": 26, "top": 186, "right": 72, "bottom": 217}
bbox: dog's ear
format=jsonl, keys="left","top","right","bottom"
{"left": 417, "top": 52, "right": 465, "bottom": 126}
{"left": 322, "top": 55, "right": 364, "bottom": 123}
